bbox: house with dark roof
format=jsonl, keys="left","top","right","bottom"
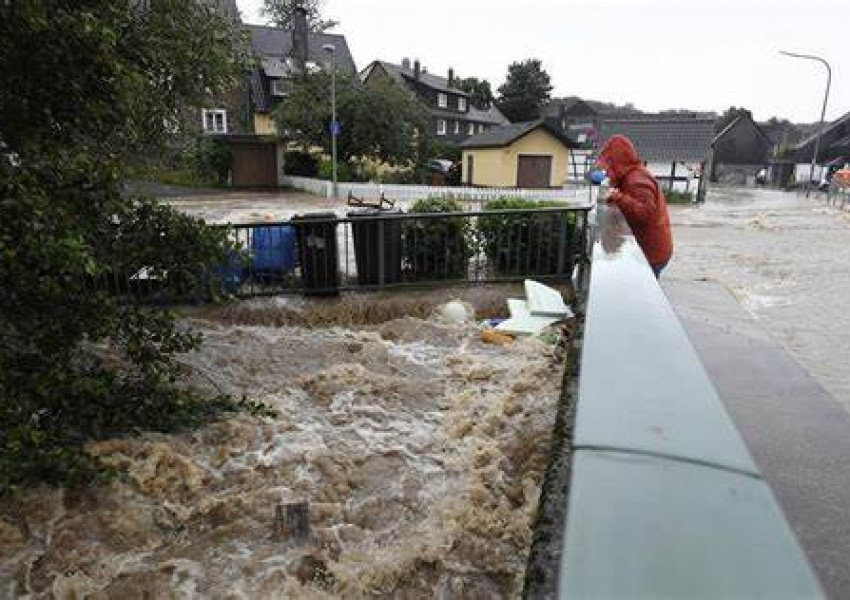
{"left": 597, "top": 117, "right": 715, "bottom": 199}
{"left": 710, "top": 111, "right": 774, "bottom": 184}
{"left": 460, "top": 120, "right": 577, "bottom": 188}
{"left": 200, "top": 4, "right": 357, "bottom": 186}
{"left": 543, "top": 98, "right": 600, "bottom": 149}
{"left": 245, "top": 23, "right": 356, "bottom": 136}
{"left": 199, "top": 3, "right": 356, "bottom": 138}
{"left": 793, "top": 111, "right": 850, "bottom": 183}
{"left": 360, "top": 59, "right": 509, "bottom": 145}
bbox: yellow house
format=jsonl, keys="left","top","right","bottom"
{"left": 461, "top": 120, "right": 578, "bottom": 188}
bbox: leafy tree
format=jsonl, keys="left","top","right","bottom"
{"left": 262, "top": 0, "right": 338, "bottom": 31}
{"left": 0, "top": 1, "right": 268, "bottom": 497}
{"left": 497, "top": 59, "right": 553, "bottom": 122}
{"left": 455, "top": 76, "right": 494, "bottom": 110}
{"left": 275, "top": 73, "right": 432, "bottom": 168}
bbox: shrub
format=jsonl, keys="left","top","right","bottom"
{"left": 381, "top": 168, "right": 419, "bottom": 185}
{"left": 191, "top": 136, "right": 232, "bottom": 185}
{"left": 403, "top": 198, "right": 472, "bottom": 280}
{"left": 318, "top": 157, "right": 358, "bottom": 183}
{"left": 284, "top": 151, "right": 319, "bottom": 177}
{"left": 666, "top": 190, "right": 694, "bottom": 205}
{"left": 478, "top": 197, "right": 577, "bottom": 277}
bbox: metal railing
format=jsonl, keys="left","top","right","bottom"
{"left": 223, "top": 206, "right": 591, "bottom": 297}
{"left": 86, "top": 207, "right": 592, "bottom": 301}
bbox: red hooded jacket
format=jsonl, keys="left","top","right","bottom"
{"left": 598, "top": 135, "right": 673, "bottom": 267}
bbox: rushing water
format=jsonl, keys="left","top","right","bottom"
{"left": 667, "top": 187, "right": 850, "bottom": 410}
{"left": 1, "top": 308, "right": 564, "bottom": 599}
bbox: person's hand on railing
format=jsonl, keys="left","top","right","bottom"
{"left": 603, "top": 187, "right": 621, "bottom": 204}
{"left": 600, "top": 205, "right": 631, "bottom": 256}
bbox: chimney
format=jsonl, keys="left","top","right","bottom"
{"left": 292, "top": 4, "right": 309, "bottom": 74}
{"left": 413, "top": 59, "right": 421, "bottom": 80}
{"left": 401, "top": 58, "right": 411, "bottom": 71}
{"left": 448, "top": 68, "right": 454, "bottom": 87}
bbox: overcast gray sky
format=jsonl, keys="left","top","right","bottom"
{"left": 237, "top": 0, "right": 846, "bottom": 123}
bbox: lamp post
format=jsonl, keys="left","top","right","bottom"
{"left": 323, "top": 43, "right": 338, "bottom": 199}
{"left": 779, "top": 50, "right": 832, "bottom": 197}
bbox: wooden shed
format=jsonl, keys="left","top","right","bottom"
{"left": 460, "top": 120, "right": 578, "bottom": 189}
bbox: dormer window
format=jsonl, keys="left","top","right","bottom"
{"left": 467, "top": 122, "right": 475, "bottom": 136}
{"left": 438, "top": 93, "right": 448, "bottom": 108}
{"left": 454, "top": 121, "right": 460, "bottom": 135}
{"left": 437, "top": 119, "right": 447, "bottom": 136}
{"left": 459, "top": 97, "right": 467, "bottom": 112}
{"left": 271, "top": 79, "right": 287, "bottom": 97}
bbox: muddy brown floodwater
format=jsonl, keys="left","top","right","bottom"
{"left": 1, "top": 295, "right": 566, "bottom": 599}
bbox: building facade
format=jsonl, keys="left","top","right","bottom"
{"left": 360, "top": 60, "right": 509, "bottom": 145}
{"left": 461, "top": 120, "right": 577, "bottom": 188}
{"left": 711, "top": 111, "right": 774, "bottom": 184}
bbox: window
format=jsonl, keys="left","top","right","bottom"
{"left": 437, "top": 119, "right": 447, "bottom": 136}
{"left": 479, "top": 124, "right": 485, "bottom": 133}
{"left": 438, "top": 93, "right": 448, "bottom": 108}
{"left": 468, "top": 123, "right": 476, "bottom": 136}
{"left": 271, "top": 79, "right": 287, "bottom": 97}
{"left": 454, "top": 121, "right": 460, "bottom": 135}
{"left": 459, "top": 97, "right": 467, "bottom": 112}
{"left": 202, "top": 109, "right": 227, "bottom": 134}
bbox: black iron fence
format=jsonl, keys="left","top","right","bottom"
{"left": 222, "top": 207, "right": 591, "bottom": 297}
{"left": 87, "top": 207, "right": 592, "bottom": 301}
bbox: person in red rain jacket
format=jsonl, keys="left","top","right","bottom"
{"left": 597, "top": 135, "right": 673, "bottom": 278}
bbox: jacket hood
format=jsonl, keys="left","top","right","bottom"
{"left": 598, "top": 135, "right": 641, "bottom": 183}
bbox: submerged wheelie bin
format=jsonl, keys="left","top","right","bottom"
{"left": 292, "top": 212, "right": 339, "bottom": 296}
{"left": 348, "top": 208, "right": 403, "bottom": 286}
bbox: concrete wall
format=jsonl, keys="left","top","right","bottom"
{"left": 280, "top": 175, "right": 588, "bottom": 205}
{"left": 462, "top": 129, "right": 572, "bottom": 187}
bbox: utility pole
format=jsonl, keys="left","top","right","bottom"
{"left": 323, "top": 44, "right": 338, "bottom": 199}
{"left": 779, "top": 51, "right": 832, "bottom": 198}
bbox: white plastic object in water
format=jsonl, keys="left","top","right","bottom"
{"left": 439, "top": 300, "right": 473, "bottom": 324}
{"left": 496, "top": 299, "right": 562, "bottom": 335}
{"left": 526, "top": 280, "right": 574, "bottom": 318}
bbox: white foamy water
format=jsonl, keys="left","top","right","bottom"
{"left": 1, "top": 312, "right": 564, "bottom": 598}
{"left": 667, "top": 187, "right": 850, "bottom": 410}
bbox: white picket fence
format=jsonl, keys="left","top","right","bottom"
{"left": 281, "top": 176, "right": 592, "bottom": 206}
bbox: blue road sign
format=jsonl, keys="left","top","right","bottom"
{"left": 331, "top": 121, "right": 341, "bottom": 137}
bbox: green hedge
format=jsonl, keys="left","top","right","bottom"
{"left": 666, "top": 190, "right": 694, "bottom": 205}
{"left": 284, "top": 151, "right": 319, "bottom": 177}
{"left": 478, "top": 198, "right": 577, "bottom": 277}
{"left": 403, "top": 197, "right": 472, "bottom": 280}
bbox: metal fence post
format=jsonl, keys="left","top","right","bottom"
{"left": 557, "top": 211, "right": 569, "bottom": 276}
{"left": 377, "top": 218, "right": 386, "bottom": 285}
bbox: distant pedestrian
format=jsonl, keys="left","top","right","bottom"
{"left": 597, "top": 135, "right": 673, "bottom": 279}
{"left": 756, "top": 167, "right": 768, "bottom": 186}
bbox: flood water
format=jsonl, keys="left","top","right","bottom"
{"left": 1, "top": 299, "right": 565, "bottom": 598}
{"left": 667, "top": 187, "right": 850, "bottom": 410}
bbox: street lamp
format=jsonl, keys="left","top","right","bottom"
{"left": 779, "top": 50, "right": 832, "bottom": 197}
{"left": 322, "top": 43, "right": 338, "bottom": 199}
